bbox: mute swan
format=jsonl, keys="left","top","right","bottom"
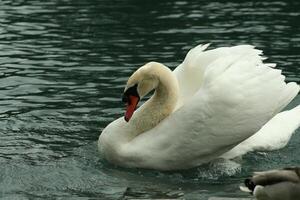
{"left": 240, "top": 167, "right": 300, "bottom": 200}
{"left": 98, "top": 44, "right": 300, "bottom": 170}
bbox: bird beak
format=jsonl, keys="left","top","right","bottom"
{"left": 122, "top": 94, "right": 139, "bottom": 122}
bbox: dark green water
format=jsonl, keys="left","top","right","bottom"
{"left": 0, "top": 0, "right": 299, "bottom": 199}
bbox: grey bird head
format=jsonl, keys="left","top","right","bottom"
{"left": 241, "top": 167, "right": 300, "bottom": 200}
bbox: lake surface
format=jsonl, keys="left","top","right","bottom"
{"left": 0, "top": 0, "right": 299, "bottom": 199}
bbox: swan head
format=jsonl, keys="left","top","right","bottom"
{"left": 122, "top": 62, "right": 161, "bottom": 122}
{"left": 122, "top": 83, "right": 140, "bottom": 122}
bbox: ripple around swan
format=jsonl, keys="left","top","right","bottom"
{"left": 0, "top": 0, "right": 299, "bottom": 199}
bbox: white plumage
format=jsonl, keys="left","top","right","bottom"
{"left": 98, "top": 44, "right": 300, "bottom": 170}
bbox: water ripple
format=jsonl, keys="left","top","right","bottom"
{"left": 0, "top": 0, "right": 299, "bottom": 199}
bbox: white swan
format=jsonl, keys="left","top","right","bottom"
{"left": 98, "top": 44, "right": 300, "bottom": 170}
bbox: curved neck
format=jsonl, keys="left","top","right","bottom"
{"left": 128, "top": 64, "right": 179, "bottom": 140}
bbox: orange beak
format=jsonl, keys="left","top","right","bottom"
{"left": 124, "top": 95, "right": 139, "bottom": 122}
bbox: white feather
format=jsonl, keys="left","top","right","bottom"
{"left": 99, "top": 44, "right": 300, "bottom": 170}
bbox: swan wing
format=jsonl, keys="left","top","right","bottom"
{"left": 221, "top": 105, "right": 300, "bottom": 159}
{"left": 173, "top": 44, "right": 274, "bottom": 109}
{"left": 123, "top": 47, "right": 299, "bottom": 170}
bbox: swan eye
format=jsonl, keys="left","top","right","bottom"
{"left": 122, "top": 84, "right": 139, "bottom": 103}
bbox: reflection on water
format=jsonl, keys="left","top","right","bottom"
{"left": 0, "top": 0, "right": 299, "bottom": 199}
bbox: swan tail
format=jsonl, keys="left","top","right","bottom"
{"left": 221, "top": 103, "right": 300, "bottom": 159}
{"left": 274, "top": 82, "right": 299, "bottom": 114}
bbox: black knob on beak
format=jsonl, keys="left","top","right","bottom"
{"left": 122, "top": 84, "right": 139, "bottom": 104}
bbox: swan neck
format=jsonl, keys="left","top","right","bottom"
{"left": 130, "top": 63, "right": 179, "bottom": 139}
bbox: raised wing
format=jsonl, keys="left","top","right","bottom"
{"left": 173, "top": 44, "right": 274, "bottom": 109}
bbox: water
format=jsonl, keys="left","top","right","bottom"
{"left": 0, "top": 0, "right": 299, "bottom": 199}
